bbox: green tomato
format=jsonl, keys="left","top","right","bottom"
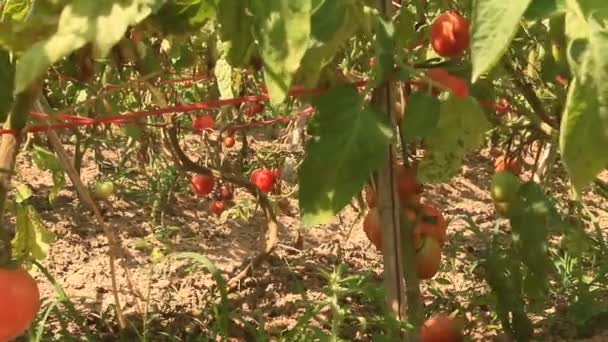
{"left": 490, "top": 171, "right": 522, "bottom": 203}
{"left": 94, "top": 181, "right": 115, "bottom": 200}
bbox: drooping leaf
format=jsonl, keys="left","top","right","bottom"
{"left": 32, "top": 145, "right": 62, "bottom": 173}
{"left": 418, "top": 95, "right": 490, "bottom": 183}
{"left": 15, "top": 0, "right": 164, "bottom": 94}
{"left": 214, "top": 57, "right": 234, "bottom": 99}
{"left": 217, "top": 0, "right": 254, "bottom": 66}
{"left": 559, "top": 79, "right": 608, "bottom": 190}
{"left": 471, "top": 0, "right": 532, "bottom": 81}
{"left": 251, "top": 0, "right": 312, "bottom": 104}
{"left": 12, "top": 205, "right": 55, "bottom": 263}
{"left": 14, "top": 182, "right": 33, "bottom": 204}
{"left": 299, "top": 85, "right": 393, "bottom": 226}
{"left": 401, "top": 92, "right": 440, "bottom": 141}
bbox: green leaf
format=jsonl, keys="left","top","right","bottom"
{"left": 471, "top": 0, "right": 532, "bottom": 81}
{"left": 214, "top": 57, "right": 234, "bottom": 99}
{"left": 14, "top": 182, "right": 32, "bottom": 204}
{"left": 149, "top": 0, "right": 215, "bottom": 34}
{"left": 1, "top": 0, "right": 30, "bottom": 22}
{"left": 252, "top": 0, "right": 312, "bottom": 104}
{"left": 15, "top": 0, "right": 162, "bottom": 94}
{"left": 524, "top": 0, "right": 566, "bottom": 20}
{"left": 393, "top": 5, "right": 416, "bottom": 52}
{"left": 12, "top": 204, "right": 55, "bottom": 263}
{"left": 299, "top": 85, "right": 393, "bottom": 226}
{"left": 294, "top": 1, "right": 361, "bottom": 88}
{"left": 32, "top": 145, "right": 63, "bottom": 172}
{"left": 559, "top": 79, "right": 608, "bottom": 190}
{"left": 401, "top": 92, "right": 440, "bottom": 140}
{"left": 509, "top": 182, "right": 555, "bottom": 303}
{"left": 217, "top": 0, "right": 254, "bottom": 66}
{"left": 418, "top": 95, "right": 490, "bottom": 183}
{"left": 371, "top": 16, "right": 394, "bottom": 85}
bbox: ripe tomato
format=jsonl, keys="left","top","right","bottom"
{"left": 192, "top": 114, "right": 215, "bottom": 131}
{"left": 209, "top": 200, "right": 225, "bottom": 216}
{"left": 0, "top": 268, "right": 40, "bottom": 341}
{"left": 363, "top": 208, "right": 382, "bottom": 250}
{"left": 251, "top": 168, "right": 274, "bottom": 192}
{"left": 493, "top": 155, "right": 522, "bottom": 175}
{"left": 430, "top": 11, "right": 470, "bottom": 57}
{"left": 427, "top": 68, "right": 469, "bottom": 97}
{"left": 223, "top": 136, "right": 236, "bottom": 148}
{"left": 415, "top": 204, "right": 447, "bottom": 245}
{"left": 191, "top": 174, "right": 214, "bottom": 196}
{"left": 244, "top": 103, "right": 264, "bottom": 116}
{"left": 219, "top": 184, "right": 233, "bottom": 201}
{"left": 396, "top": 165, "right": 422, "bottom": 207}
{"left": 420, "top": 314, "right": 463, "bottom": 342}
{"left": 415, "top": 237, "right": 442, "bottom": 279}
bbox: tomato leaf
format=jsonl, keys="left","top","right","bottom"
{"left": 251, "top": 0, "right": 311, "bottom": 104}
{"left": 32, "top": 145, "right": 63, "bottom": 173}
{"left": 401, "top": 92, "right": 440, "bottom": 141}
{"left": 0, "top": 49, "right": 14, "bottom": 122}
{"left": 15, "top": 0, "right": 163, "bottom": 94}
{"left": 214, "top": 57, "right": 234, "bottom": 99}
{"left": 371, "top": 16, "right": 394, "bottom": 86}
{"left": 471, "top": 0, "right": 532, "bottom": 81}
{"left": 418, "top": 95, "right": 490, "bottom": 183}
{"left": 524, "top": 0, "right": 565, "bottom": 20}
{"left": 559, "top": 79, "right": 608, "bottom": 190}
{"left": 393, "top": 5, "right": 416, "bottom": 52}
{"left": 295, "top": 1, "right": 361, "bottom": 88}
{"left": 1, "top": 0, "right": 30, "bottom": 22}
{"left": 12, "top": 205, "right": 55, "bottom": 263}
{"left": 148, "top": 0, "right": 215, "bottom": 34}
{"left": 217, "top": 0, "right": 254, "bottom": 66}
{"left": 299, "top": 85, "right": 393, "bottom": 226}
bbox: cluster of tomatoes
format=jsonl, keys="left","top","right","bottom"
{"left": 362, "top": 164, "right": 446, "bottom": 279}
{"left": 0, "top": 268, "right": 40, "bottom": 341}
{"left": 191, "top": 102, "right": 265, "bottom": 149}
{"left": 190, "top": 167, "right": 280, "bottom": 217}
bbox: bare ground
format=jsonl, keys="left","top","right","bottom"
{"left": 12, "top": 141, "right": 608, "bottom": 341}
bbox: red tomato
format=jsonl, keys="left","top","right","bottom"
{"left": 430, "top": 11, "right": 470, "bottom": 57}
{"left": 191, "top": 174, "right": 214, "bottom": 196}
{"left": 223, "top": 136, "right": 235, "bottom": 148}
{"left": 209, "top": 200, "right": 225, "bottom": 216}
{"left": 420, "top": 314, "right": 463, "bottom": 342}
{"left": 0, "top": 268, "right": 40, "bottom": 341}
{"left": 251, "top": 168, "right": 275, "bottom": 192}
{"left": 192, "top": 114, "right": 215, "bottom": 131}
{"left": 244, "top": 103, "right": 264, "bottom": 117}
{"left": 427, "top": 68, "right": 469, "bottom": 97}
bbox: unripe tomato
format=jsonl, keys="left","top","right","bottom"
{"left": 209, "top": 200, "right": 225, "bottom": 216}
{"left": 251, "top": 168, "right": 275, "bottom": 192}
{"left": 0, "top": 268, "right": 40, "bottom": 341}
{"left": 494, "top": 155, "right": 523, "bottom": 175}
{"left": 93, "top": 180, "right": 115, "bottom": 200}
{"left": 223, "top": 136, "right": 236, "bottom": 148}
{"left": 191, "top": 174, "right": 214, "bottom": 196}
{"left": 415, "top": 237, "right": 442, "bottom": 279}
{"left": 490, "top": 171, "right": 521, "bottom": 203}
{"left": 244, "top": 103, "right": 264, "bottom": 116}
{"left": 420, "top": 314, "right": 464, "bottom": 342}
{"left": 427, "top": 68, "right": 469, "bottom": 97}
{"left": 192, "top": 114, "right": 215, "bottom": 131}
{"left": 430, "top": 11, "right": 470, "bottom": 57}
